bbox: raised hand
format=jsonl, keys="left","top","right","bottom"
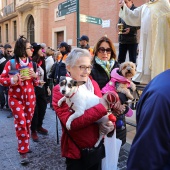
{"left": 119, "top": 0, "right": 125, "bottom": 7}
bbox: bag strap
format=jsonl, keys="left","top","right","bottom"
{"left": 60, "top": 121, "right": 81, "bottom": 150}
{"left": 10, "top": 59, "right": 16, "bottom": 70}
{"left": 32, "top": 61, "right": 37, "bottom": 73}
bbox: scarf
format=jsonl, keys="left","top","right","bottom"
{"left": 19, "top": 57, "right": 29, "bottom": 67}
{"left": 95, "top": 57, "right": 115, "bottom": 78}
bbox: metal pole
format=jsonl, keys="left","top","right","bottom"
{"left": 76, "top": 0, "right": 80, "bottom": 47}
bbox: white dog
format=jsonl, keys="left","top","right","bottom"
{"left": 58, "top": 76, "right": 116, "bottom": 147}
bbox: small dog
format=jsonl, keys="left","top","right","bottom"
{"left": 58, "top": 76, "right": 116, "bottom": 147}
{"left": 116, "top": 62, "right": 136, "bottom": 100}
{"left": 102, "top": 61, "right": 136, "bottom": 100}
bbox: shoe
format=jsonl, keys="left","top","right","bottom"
{"left": 27, "top": 149, "right": 32, "bottom": 153}
{"left": 20, "top": 153, "right": 29, "bottom": 165}
{"left": 31, "top": 131, "right": 39, "bottom": 142}
{"left": 7, "top": 112, "right": 13, "bottom": 118}
{"left": 37, "top": 127, "right": 48, "bottom": 135}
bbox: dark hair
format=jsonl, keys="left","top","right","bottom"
{"left": 4, "top": 44, "right": 12, "bottom": 49}
{"left": 59, "top": 42, "right": 71, "bottom": 53}
{"left": 31, "top": 42, "right": 42, "bottom": 63}
{"left": 93, "top": 36, "right": 117, "bottom": 60}
{"left": 67, "top": 45, "right": 71, "bottom": 53}
{"left": 0, "top": 44, "right": 4, "bottom": 48}
{"left": 14, "top": 35, "right": 30, "bottom": 63}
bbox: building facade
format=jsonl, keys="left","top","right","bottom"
{"left": 0, "top": 0, "right": 147, "bottom": 49}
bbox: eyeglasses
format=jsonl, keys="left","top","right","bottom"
{"left": 26, "top": 46, "right": 33, "bottom": 50}
{"left": 98, "top": 47, "right": 112, "bottom": 54}
{"left": 7, "top": 50, "right": 12, "bottom": 53}
{"left": 75, "top": 65, "right": 93, "bottom": 71}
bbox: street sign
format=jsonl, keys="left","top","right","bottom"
{"left": 58, "top": 0, "right": 76, "bottom": 17}
{"left": 58, "top": 5, "right": 76, "bottom": 17}
{"left": 80, "top": 14, "right": 102, "bottom": 25}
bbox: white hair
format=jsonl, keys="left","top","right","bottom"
{"left": 65, "top": 48, "right": 92, "bottom": 67}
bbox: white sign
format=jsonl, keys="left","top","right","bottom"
{"left": 102, "top": 20, "right": 110, "bottom": 28}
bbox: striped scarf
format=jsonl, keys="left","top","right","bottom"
{"left": 95, "top": 57, "right": 115, "bottom": 78}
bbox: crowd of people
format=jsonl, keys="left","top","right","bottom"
{"left": 0, "top": 0, "right": 170, "bottom": 169}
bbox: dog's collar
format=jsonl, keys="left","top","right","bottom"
{"left": 66, "top": 86, "right": 79, "bottom": 99}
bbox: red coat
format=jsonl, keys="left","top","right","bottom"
{"left": 52, "top": 78, "right": 107, "bottom": 159}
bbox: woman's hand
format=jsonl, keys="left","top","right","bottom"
{"left": 12, "top": 75, "right": 19, "bottom": 84}
{"left": 29, "top": 69, "right": 37, "bottom": 78}
{"left": 20, "top": 74, "right": 30, "bottom": 81}
{"left": 99, "top": 121, "right": 115, "bottom": 135}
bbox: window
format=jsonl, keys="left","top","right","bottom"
{"left": 27, "top": 15, "right": 34, "bottom": 43}
{"left": 0, "top": 27, "right": 1, "bottom": 43}
{"left": 6, "top": 24, "right": 8, "bottom": 42}
{"left": 13, "top": 21, "right": 17, "bottom": 41}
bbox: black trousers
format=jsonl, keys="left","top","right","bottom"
{"left": 0, "top": 85, "right": 8, "bottom": 109}
{"left": 118, "top": 43, "right": 138, "bottom": 64}
{"left": 66, "top": 158, "right": 101, "bottom": 170}
{"left": 31, "top": 86, "right": 47, "bottom": 131}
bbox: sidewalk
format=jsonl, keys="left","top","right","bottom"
{"left": 0, "top": 105, "right": 132, "bottom": 170}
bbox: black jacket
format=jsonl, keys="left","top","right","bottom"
{"left": 91, "top": 59, "right": 119, "bottom": 89}
{"left": 91, "top": 59, "right": 127, "bottom": 145}
{"left": 118, "top": 4, "right": 140, "bottom": 44}
{"left": 0, "top": 52, "right": 11, "bottom": 74}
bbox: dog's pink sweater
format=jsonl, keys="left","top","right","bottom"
{"left": 101, "top": 68, "right": 131, "bottom": 94}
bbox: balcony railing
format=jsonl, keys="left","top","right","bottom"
{"left": 0, "top": 2, "right": 15, "bottom": 19}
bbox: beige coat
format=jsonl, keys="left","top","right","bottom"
{"left": 119, "top": 0, "right": 170, "bottom": 84}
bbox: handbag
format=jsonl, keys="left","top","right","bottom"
{"left": 61, "top": 122, "right": 105, "bottom": 169}
{"left": 81, "top": 141, "right": 105, "bottom": 169}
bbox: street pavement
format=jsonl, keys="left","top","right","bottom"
{"left": 0, "top": 105, "right": 130, "bottom": 170}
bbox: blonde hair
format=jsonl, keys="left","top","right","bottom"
{"left": 46, "top": 47, "right": 55, "bottom": 56}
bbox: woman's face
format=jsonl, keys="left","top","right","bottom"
{"left": 97, "top": 42, "right": 111, "bottom": 61}
{"left": 67, "top": 56, "right": 92, "bottom": 82}
{"left": 26, "top": 43, "right": 33, "bottom": 57}
{"left": 38, "top": 48, "right": 44, "bottom": 57}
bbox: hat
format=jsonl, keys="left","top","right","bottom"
{"left": 40, "top": 43, "right": 46, "bottom": 49}
{"left": 59, "top": 42, "right": 68, "bottom": 48}
{"left": 31, "top": 42, "right": 42, "bottom": 55}
{"left": 77, "top": 35, "right": 89, "bottom": 42}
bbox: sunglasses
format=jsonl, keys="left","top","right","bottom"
{"left": 98, "top": 47, "right": 112, "bottom": 54}
{"left": 26, "top": 46, "right": 33, "bottom": 50}
{"left": 7, "top": 50, "right": 12, "bottom": 53}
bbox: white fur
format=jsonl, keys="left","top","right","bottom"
{"left": 58, "top": 77, "right": 110, "bottom": 147}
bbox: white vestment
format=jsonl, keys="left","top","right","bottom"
{"left": 119, "top": 0, "right": 170, "bottom": 84}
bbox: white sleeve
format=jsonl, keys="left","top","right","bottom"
{"left": 119, "top": 4, "right": 144, "bottom": 27}
{"left": 46, "top": 57, "right": 54, "bottom": 76}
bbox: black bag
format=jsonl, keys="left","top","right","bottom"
{"left": 81, "top": 141, "right": 105, "bottom": 169}
{"left": 61, "top": 121, "right": 105, "bottom": 169}
{"left": 54, "top": 62, "right": 67, "bottom": 84}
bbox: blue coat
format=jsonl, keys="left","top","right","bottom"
{"left": 127, "top": 70, "right": 170, "bottom": 170}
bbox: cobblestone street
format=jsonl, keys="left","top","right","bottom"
{"left": 0, "top": 105, "right": 130, "bottom": 170}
